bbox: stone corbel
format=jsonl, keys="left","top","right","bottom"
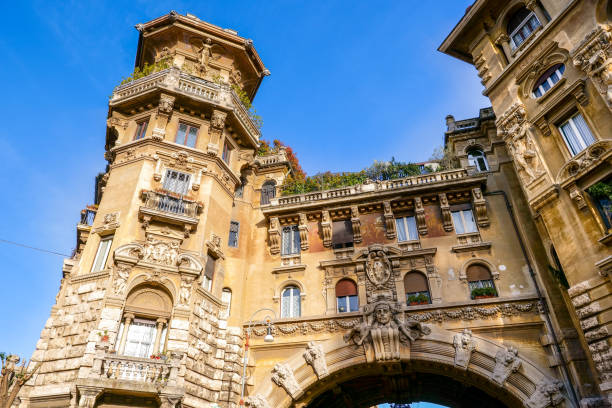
{"left": 152, "top": 94, "right": 175, "bottom": 140}
{"left": 414, "top": 197, "right": 427, "bottom": 236}
{"left": 383, "top": 201, "right": 396, "bottom": 239}
{"left": 298, "top": 213, "right": 309, "bottom": 251}
{"left": 269, "top": 217, "right": 281, "bottom": 255}
{"left": 570, "top": 81, "right": 589, "bottom": 106}
{"left": 534, "top": 117, "right": 551, "bottom": 137}
{"left": 439, "top": 193, "right": 453, "bottom": 232}
{"left": 192, "top": 169, "right": 202, "bottom": 191}
{"left": 567, "top": 182, "right": 588, "bottom": 210}
{"left": 207, "top": 109, "right": 227, "bottom": 155}
{"left": 350, "top": 206, "right": 362, "bottom": 243}
{"left": 205, "top": 233, "right": 225, "bottom": 259}
{"left": 77, "top": 386, "right": 103, "bottom": 408}
{"left": 321, "top": 210, "right": 332, "bottom": 247}
{"left": 153, "top": 155, "right": 162, "bottom": 181}
{"left": 472, "top": 188, "right": 490, "bottom": 227}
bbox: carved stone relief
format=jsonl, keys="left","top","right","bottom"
{"left": 271, "top": 363, "right": 302, "bottom": 399}
{"left": 112, "top": 264, "right": 131, "bottom": 295}
{"left": 453, "top": 328, "right": 476, "bottom": 369}
{"left": 383, "top": 201, "right": 396, "bottom": 239}
{"left": 414, "top": 197, "right": 427, "bottom": 235}
{"left": 321, "top": 210, "right": 332, "bottom": 247}
{"left": 472, "top": 188, "right": 489, "bottom": 227}
{"left": 207, "top": 109, "right": 227, "bottom": 155}
{"left": 303, "top": 341, "right": 328, "bottom": 379}
{"left": 351, "top": 206, "right": 362, "bottom": 243}
{"left": 142, "top": 237, "right": 179, "bottom": 266}
{"left": 525, "top": 378, "right": 564, "bottom": 408}
{"left": 298, "top": 213, "right": 309, "bottom": 251}
{"left": 439, "top": 193, "right": 453, "bottom": 232}
{"left": 245, "top": 394, "right": 271, "bottom": 408}
{"left": 269, "top": 217, "right": 281, "bottom": 255}
{"left": 572, "top": 25, "right": 612, "bottom": 109}
{"left": 492, "top": 346, "right": 522, "bottom": 385}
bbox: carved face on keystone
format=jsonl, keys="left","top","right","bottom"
{"left": 375, "top": 304, "right": 391, "bottom": 325}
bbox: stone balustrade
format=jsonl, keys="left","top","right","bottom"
{"left": 92, "top": 350, "right": 180, "bottom": 386}
{"left": 254, "top": 151, "right": 289, "bottom": 167}
{"left": 141, "top": 190, "right": 202, "bottom": 219}
{"left": 269, "top": 168, "right": 471, "bottom": 207}
{"left": 110, "top": 68, "right": 260, "bottom": 140}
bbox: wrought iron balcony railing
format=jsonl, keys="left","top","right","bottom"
{"left": 141, "top": 190, "right": 202, "bottom": 219}
{"left": 79, "top": 206, "right": 97, "bottom": 226}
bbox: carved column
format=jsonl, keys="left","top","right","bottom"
{"left": 321, "top": 210, "right": 332, "bottom": 247}
{"left": 495, "top": 33, "right": 513, "bottom": 62}
{"left": 298, "top": 213, "right": 309, "bottom": 250}
{"left": 152, "top": 93, "right": 175, "bottom": 140}
{"left": 525, "top": 0, "right": 548, "bottom": 26}
{"left": 207, "top": 109, "right": 227, "bottom": 155}
{"left": 472, "top": 188, "right": 490, "bottom": 227}
{"left": 153, "top": 318, "right": 167, "bottom": 353}
{"left": 572, "top": 25, "right": 612, "bottom": 110}
{"left": 350, "top": 206, "right": 362, "bottom": 243}
{"left": 268, "top": 217, "right": 281, "bottom": 255}
{"left": 414, "top": 197, "right": 427, "bottom": 236}
{"left": 439, "top": 193, "right": 453, "bottom": 232}
{"left": 383, "top": 201, "right": 396, "bottom": 239}
{"left": 117, "top": 313, "right": 134, "bottom": 355}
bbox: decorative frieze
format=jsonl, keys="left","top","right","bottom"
{"left": 383, "top": 201, "right": 396, "bottom": 239}
{"left": 303, "top": 341, "right": 328, "bottom": 379}
{"left": 492, "top": 346, "right": 521, "bottom": 385}
{"left": 572, "top": 25, "right": 612, "bottom": 109}
{"left": 414, "top": 197, "right": 427, "bottom": 236}
{"left": 453, "top": 329, "right": 475, "bottom": 369}
{"left": 439, "top": 193, "right": 453, "bottom": 232}
{"left": 472, "top": 188, "right": 489, "bottom": 227}
{"left": 351, "top": 206, "right": 362, "bottom": 243}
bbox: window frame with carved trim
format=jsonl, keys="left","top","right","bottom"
{"left": 280, "top": 285, "right": 301, "bottom": 318}
{"left": 557, "top": 112, "right": 596, "bottom": 156}
{"left": 281, "top": 225, "right": 301, "bottom": 256}
{"left": 134, "top": 118, "right": 149, "bottom": 140}
{"left": 175, "top": 122, "right": 199, "bottom": 148}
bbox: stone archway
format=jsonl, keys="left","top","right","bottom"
{"left": 245, "top": 326, "right": 571, "bottom": 408}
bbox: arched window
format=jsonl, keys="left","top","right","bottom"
{"left": 507, "top": 7, "right": 541, "bottom": 49}
{"left": 467, "top": 149, "right": 489, "bottom": 172}
{"left": 280, "top": 285, "right": 301, "bottom": 318}
{"left": 336, "top": 279, "right": 358, "bottom": 313}
{"left": 404, "top": 272, "right": 430, "bottom": 305}
{"left": 532, "top": 64, "right": 565, "bottom": 98}
{"left": 466, "top": 264, "right": 497, "bottom": 299}
{"left": 117, "top": 285, "right": 172, "bottom": 358}
{"left": 221, "top": 288, "right": 232, "bottom": 318}
{"left": 261, "top": 180, "right": 276, "bottom": 205}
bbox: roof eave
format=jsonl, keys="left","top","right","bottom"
{"left": 437, "top": 0, "right": 486, "bottom": 63}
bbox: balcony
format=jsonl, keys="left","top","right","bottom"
{"left": 264, "top": 168, "right": 481, "bottom": 210}
{"left": 139, "top": 190, "right": 202, "bottom": 234}
{"left": 74, "top": 205, "right": 97, "bottom": 258}
{"left": 110, "top": 67, "right": 260, "bottom": 144}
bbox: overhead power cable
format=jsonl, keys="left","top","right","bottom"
{"left": 0, "top": 238, "right": 70, "bottom": 257}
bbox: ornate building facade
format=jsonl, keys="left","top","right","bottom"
{"left": 17, "top": 3, "right": 611, "bottom": 408}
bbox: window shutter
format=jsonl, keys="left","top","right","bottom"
{"left": 332, "top": 220, "right": 353, "bottom": 245}
{"left": 403, "top": 272, "right": 428, "bottom": 293}
{"left": 466, "top": 264, "right": 492, "bottom": 282}
{"left": 336, "top": 279, "right": 357, "bottom": 297}
{"left": 205, "top": 255, "right": 215, "bottom": 279}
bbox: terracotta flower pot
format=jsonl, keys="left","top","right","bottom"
{"left": 474, "top": 295, "right": 495, "bottom": 300}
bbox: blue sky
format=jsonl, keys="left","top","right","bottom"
{"left": 0, "top": 0, "right": 487, "bottom": 383}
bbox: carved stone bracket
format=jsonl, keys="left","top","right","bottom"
{"left": 77, "top": 386, "right": 103, "bottom": 408}
{"left": 571, "top": 25, "right": 612, "bottom": 110}
{"left": 298, "top": 213, "right": 309, "bottom": 251}
{"left": 271, "top": 363, "right": 302, "bottom": 399}
{"left": 303, "top": 341, "right": 328, "bottom": 379}
{"left": 472, "top": 188, "right": 490, "bottom": 227}
{"left": 321, "top": 210, "right": 332, "bottom": 247}
{"left": 207, "top": 109, "right": 227, "bottom": 155}
{"left": 567, "top": 182, "right": 588, "bottom": 210}
{"left": 93, "top": 211, "right": 121, "bottom": 234}
{"left": 525, "top": 378, "right": 564, "bottom": 408}
{"left": 414, "top": 197, "right": 427, "bottom": 236}
{"left": 383, "top": 201, "right": 396, "bottom": 239}
{"left": 245, "top": 395, "right": 271, "bottom": 408}
{"left": 351, "top": 206, "right": 362, "bottom": 244}
{"left": 206, "top": 233, "right": 225, "bottom": 259}
{"left": 492, "top": 346, "right": 522, "bottom": 385}
{"left": 269, "top": 217, "right": 281, "bottom": 255}
{"left": 152, "top": 93, "right": 176, "bottom": 140}
{"left": 453, "top": 329, "right": 476, "bottom": 369}
{"left": 439, "top": 193, "right": 453, "bottom": 232}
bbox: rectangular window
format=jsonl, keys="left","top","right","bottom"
{"left": 396, "top": 216, "right": 419, "bottom": 242}
{"left": 91, "top": 235, "right": 113, "bottom": 273}
{"left": 281, "top": 225, "right": 301, "bottom": 255}
{"left": 451, "top": 209, "right": 477, "bottom": 234}
{"left": 222, "top": 140, "right": 232, "bottom": 164}
{"left": 510, "top": 13, "right": 541, "bottom": 49}
{"left": 203, "top": 255, "right": 215, "bottom": 291}
{"left": 332, "top": 220, "right": 354, "bottom": 249}
{"left": 163, "top": 169, "right": 191, "bottom": 195}
{"left": 175, "top": 122, "right": 199, "bottom": 148}
{"left": 134, "top": 119, "right": 148, "bottom": 140}
{"left": 124, "top": 318, "right": 157, "bottom": 358}
{"left": 558, "top": 113, "right": 596, "bottom": 156}
{"left": 228, "top": 221, "right": 240, "bottom": 248}
{"left": 337, "top": 295, "right": 359, "bottom": 313}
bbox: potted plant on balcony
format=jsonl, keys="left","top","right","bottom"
{"left": 150, "top": 351, "right": 169, "bottom": 361}
{"left": 407, "top": 293, "right": 429, "bottom": 306}
{"left": 471, "top": 287, "right": 497, "bottom": 300}
{"left": 97, "top": 330, "right": 109, "bottom": 343}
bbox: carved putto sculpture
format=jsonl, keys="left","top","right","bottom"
{"left": 509, "top": 131, "right": 544, "bottom": 184}
{"left": 344, "top": 297, "right": 431, "bottom": 361}
{"left": 113, "top": 264, "right": 131, "bottom": 295}
{"left": 271, "top": 363, "right": 301, "bottom": 399}
{"left": 492, "top": 346, "right": 522, "bottom": 385}
{"left": 526, "top": 378, "right": 564, "bottom": 408}
{"left": 142, "top": 237, "right": 179, "bottom": 266}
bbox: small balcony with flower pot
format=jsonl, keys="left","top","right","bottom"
{"left": 471, "top": 286, "right": 497, "bottom": 300}
{"left": 406, "top": 292, "right": 430, "bottom": 306}
{"left": 139, "top": 189, "right": 203, "bottom": 236}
